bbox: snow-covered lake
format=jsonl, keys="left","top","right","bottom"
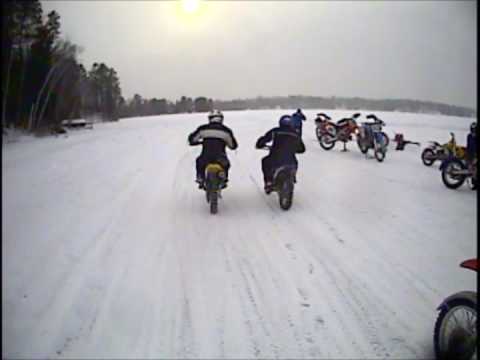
{"left": 2, "top": 109, "right": 477, "bottom": 358}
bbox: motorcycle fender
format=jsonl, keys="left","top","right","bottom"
{"left": 439, "top": 157, "right": 455, "bottom": 171}
{"left": 437, "top": 291, "right": 477, "bottom": 311}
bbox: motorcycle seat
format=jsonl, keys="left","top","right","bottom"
{"left": 273, "top": 165, "right": 297, "bottom": 180}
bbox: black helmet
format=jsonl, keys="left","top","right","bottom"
{"left": 279, "top": 115, "right": 292, "bottom": 127}
{"left": 470, "top": 122, "right": 476, "bottom": 133}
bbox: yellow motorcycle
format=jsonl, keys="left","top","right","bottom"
{"left": 202, "top": 163, "right": 227, "bottom": 214}
{"left": 422, "top": 132, "right": 466, "bottom": 166}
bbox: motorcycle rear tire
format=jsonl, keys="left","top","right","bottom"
{"left": 210, "top": 191, "right": 218, "bottom": 214}
{"left": 434, "top": 298, "right": 477, "bottom": 360}
{"left": 278, "top": 180, "right": 294, "bottom": 210}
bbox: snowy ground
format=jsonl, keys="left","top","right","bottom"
{"left": 2, "top": 110, "right": 477, "bottom": 359}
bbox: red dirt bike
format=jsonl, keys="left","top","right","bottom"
{"left": 433, "top": 258, "right": 477, "bottom": 360}
{"left": 316, "top": 113, "right": 361, "bottom": 151}
{"left": 315, "top": 113, "right": 333, "bottom": 140}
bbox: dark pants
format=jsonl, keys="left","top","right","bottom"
{"left": 261, "top": 155, "right": 297, "bottom": 183}
{"left": 196, "top": 155, "right": 230, "bottom": 180}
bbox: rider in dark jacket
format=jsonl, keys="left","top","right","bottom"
{"left": 256, "top": 115, "right": 305, "bottom": 191}
{"left": 466, "top": 122, "right": 477, "bottom": 189}
{"left": 188, "top": 110, "right": 238, "bottom": 187}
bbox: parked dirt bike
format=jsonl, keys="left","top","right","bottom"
{"left": 422, "top": 132, "right": 466, "bottom": 167}
{"left": 317, "top": 113, "right": 361, "bottom": 151}
{"left": 261, "top": 146, "right": 296, "bottom": 210}
{"left": 440, "top": 155, "right": 477, "bottom": 190}
{"left": 315, "top": 113, "right": 332, "bottom": 141}
{"left": 356, "top": 114, "right": 389, "bottom": 162}
{"left": 433, "top": 258, "right": 477, "bottom": 360}
{"left": 202, "top": 162, "right": 227, "bottom": 214}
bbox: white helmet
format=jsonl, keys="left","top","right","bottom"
{"left": 208, "top": 110, "right": 224, "bottom": 123}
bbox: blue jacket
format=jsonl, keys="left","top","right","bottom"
{"left": 291, "top": 111, "right": 306, "bottom": 129}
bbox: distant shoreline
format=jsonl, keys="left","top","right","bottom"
{"left": 212, "top": 96, "right": 476, "bottom": 118}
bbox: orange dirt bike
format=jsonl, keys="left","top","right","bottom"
{"left": 316, "top": 113, "right": 361, "bottom": 151}
{"left": 433, "top": 258, "right": 477, "bottom": 360}
{"left": 315, "top": 113, "right": 333, "bottom": 140}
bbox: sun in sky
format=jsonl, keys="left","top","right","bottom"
{"left": 181, "top": 0, "right": 200, "bottom": 14}
{"left": 173, "top": 0, "right": 210, "bottom": 29}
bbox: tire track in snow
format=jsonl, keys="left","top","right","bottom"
{"left": 284, "top": 207, "right": 424, "bottom": 357}
{"left": 265, "top": 221, "right": 337, "bottom": 358}
{"left": 268, "top": 214, "right": 375, "bottom": 357}
{"left": 270, "top": 178, "right": 410, "bottom": 357}
{"left": 22, "top": 166, "right": 145, "bottom": 357}
{"left": 221, "top": 184, "right": 308, "bottom": 358}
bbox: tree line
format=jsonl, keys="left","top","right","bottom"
{"left": 119, "top": 94, "right": 475, "bottom": 119}
{"left": 2, "top": 0, "right": 123, "bottom": 134}
{"left": 118, "top": 95, "right": 214, "bottom": 118}
{"left": 211, "top": 96, "right": 476, "bottom": 118}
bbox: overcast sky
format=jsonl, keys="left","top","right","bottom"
{"left": 42, "top": 1, "right": 477, "bottom": 109}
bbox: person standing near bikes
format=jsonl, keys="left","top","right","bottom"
{"left": 466, "top": 122, "right": 477, "bottom": 165}
{"left": 255, "top": 115, "right": 305, "bottom": 193}
{"left": 291, "top": 108, "right": 306, "bottom": 137}
{"left": 466, "top": 122, "right": 477, "bottom": 189}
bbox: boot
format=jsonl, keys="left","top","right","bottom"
{"left": 196, "top": 176, "right": 204, "bottom": 189}
{"left": 264, "top": 181, "right": 273, "bottom": 194}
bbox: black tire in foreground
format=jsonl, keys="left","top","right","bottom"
{"left": 433, "top": 298, "right": 477, "bottom": 360}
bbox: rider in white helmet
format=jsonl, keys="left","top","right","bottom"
{"left": 188, "top": 110, "right": 238, "bottom": 188}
